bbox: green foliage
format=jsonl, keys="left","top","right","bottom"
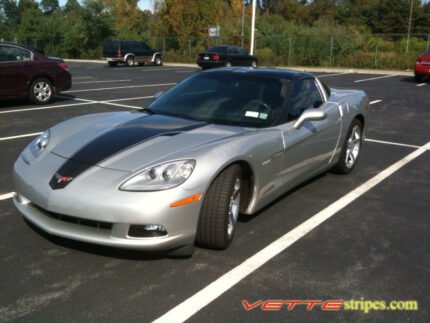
{"left": 1, "top": 0, "right": 429, "bottom": 69}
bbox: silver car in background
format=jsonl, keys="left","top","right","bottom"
{"left": 13, "top": 68, "right": 368, "bottom": 256}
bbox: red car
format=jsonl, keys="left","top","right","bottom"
{"left": 0, "top": 42, "right": 71, "bottom": 104}
{"left": 414, "top": 50, "right": 430, "bottom": 82}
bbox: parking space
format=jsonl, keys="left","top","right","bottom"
{"left": 0, "top": 63, "right": 429, "bottom": 322}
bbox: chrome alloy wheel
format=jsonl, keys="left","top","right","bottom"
{"left": 33, "top": 81, "right": 52, "bottom": 102}
{"left": 345, "top": 124, "right": 361, "bottom": 168}
{"left": 227, "top": 177, "right": 241, "bottom": 237}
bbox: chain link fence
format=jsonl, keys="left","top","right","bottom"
{"left": 3, "top": 33, "right": 430, "bottom": 70}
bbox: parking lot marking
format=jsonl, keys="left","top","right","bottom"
{"left": 354, "top": 74, "right": 397, "bottom": 83}
{"left": 102, "top": 102, "right": 143, "bottom": 110}
{"left": 153, "top": 141, "right": 430, "bottom": 323}
{"left": 73, "top": 76, "right": 93, "bottom": 80}
{"left": 104, "top": 95, "right": 154, "bottom": 102}
{"left": 318, "top": 72, "right": 350, "bottom": 78}
{"left": 141, "top": 68, "right": 195, "bottom": 72}
{"left": 365, "top": 138, "right": 421, "bottom": 149}
{"left": 369, "top": 100, "right": 382, "bottom": 105}
{"left": 0, "top": 132, "right": 41, "bottom": 142}
{"left": 73, "top": 79, "right": 131, "bottom": 84}
{"left": 0, "top": 101, "right": 93, "bottom": 114}
{"left": 0, "top": 192, "right": 14, "bottom": 201}
{"left": 62, "top": 82, "right": 176, "bottom": 93}
{"left": 417, "top": 83, "right": 427, "bottom": 87}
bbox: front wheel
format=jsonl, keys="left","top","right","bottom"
{"left": 125, "top": 56, "right": 134, "bottom": 67}
{"left": 29, "top": 78, "right": 54, "bottom": 105}
{"left": 251, "top": 60, "right": 257, "bottom": 67}
{"left": 154, "top": 55, "right": 162, "bottom": 66}
{"left": 196, "top": 165, "right": 242, "bottom": 249}
{"left": 332, "top": 119, "right": 363, "bottom": 174}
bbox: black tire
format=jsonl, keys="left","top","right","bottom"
{"left": 108, "top": 61, "right": 118, "bottom": 67}
{"left": 154, "top": 55, "right": 162, "bottom": 66}
{"left": 125, "top": 56, "right": 134, "bottom": 67}
{"left": 196, "top": 165, "right": 242, "bottom": 249}
{"left": 414, "top": 74, "right": 423, "bottom": 82}
{"left": 29, "top": 78, "right": 54, "bottom": 105}
{"left": 251, "top": 60, "right": 257, "bottom": 67}
{"left": 332, "top": 119, "right": 363, "bottom": 174}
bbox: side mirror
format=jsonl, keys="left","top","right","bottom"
{"left": 293, "top": 110, "right": 327, "bottom": 129}
{"left": 154, "top": 91, "right": 163, "bottom": 99}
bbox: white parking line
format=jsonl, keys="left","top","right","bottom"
{"left": 105, "top": 95, "right": 154, "bottom": 102}
{"left": 102, "top": 102, "right": 143, "bottom": 110}
{"left": 355, "top": 74, "right": 397, "bottom": 83}
{"left": 73, "top": 79, "right": 131, "bottom": 85}
{"left": 0, "top": 192, "right": 15, "bottom": 201}
{"left": 365, "top": 138, "right": 421, "bottom": 149}
{"left": 73, "top": 76, "right": 93, "bottom": 80}
{"left": 0, "top": 101, "right": 93, "bottom": 114}
{"left": 369, "top": 100, "right": 382, "bottom": 105}
{"left": 0, "top": 132, "right": 41, "bottom": 142}
{"left": 141, "top": 68, "right": 195, "bottom": 72}
{"left": 318, "top": 72, "right": 350, "bottom": 78}
{"left": 153, "top": 141, "right": 430, "bottom": 323}
{"left": 417, "top": 83, "right": 427, "bottom": 87}
{"left": 62, "top": 82, "right": 176, "bottom": 93}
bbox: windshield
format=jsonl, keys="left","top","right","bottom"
{"left": 147, "top": 72, "right": 290, "bottom": 128}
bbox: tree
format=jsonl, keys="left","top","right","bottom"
{"left": 40, "top": 0, "right": 59, "bottom": 15}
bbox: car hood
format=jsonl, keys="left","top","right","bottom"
{"left": 50, "top": 112, "right": 251, "bottom": 173}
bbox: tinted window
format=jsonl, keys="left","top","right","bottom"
{"left": 288, "top": 79, "right": 323, "bottom": 121}
{"left": 208, "top": 46, "right": 227, "bottom": 54}
{"left": 104, "top": 41, "right": 119, "bottom": 50}
{"left": 238, "top": 48, "right": 248, "bottom": 55}
{"left": 148, "top": 72, "right": 290, "bottom": 128}
{"left": 227, "top": 47, "right": 239, "bottom": 54}
{"left": 0, "top": 45, "right": 32, "bottom": 62}
{"left": 140, "top": 42, "right": 150, "bottom": 50}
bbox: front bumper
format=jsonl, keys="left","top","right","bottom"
{"left": 13, "top": 154, "right": 204, "bottom": 251}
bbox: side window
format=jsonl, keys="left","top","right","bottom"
{"left": 227, "top": 47, "right": 239, "bottom": 55}
{"left": 140, "top": 42, "right": 150, "bottom": 51}
{"left": 0, "top": 45, "right": 32, "bottom": 62}
{"left": 288, "top": 79, "right": 324, "bottom": 121}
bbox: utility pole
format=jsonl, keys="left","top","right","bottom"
{"left": 406, "top": 0, "right": 414, "bottom": 54}
{"left": 241, "top": 0, "right": 245, "bottom": 48}
{"left": 250, "top": 0, "right": 256, "bottom": 55}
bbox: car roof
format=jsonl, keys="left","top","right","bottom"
{"left": 0, "top": 41, "right": 31, "bottom": 50}
{"left": 201, "top": 67, "right": 314, "bottom": 81}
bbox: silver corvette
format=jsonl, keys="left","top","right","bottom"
{"left": 14, "top": 68, "right": 368, "bottom": 256}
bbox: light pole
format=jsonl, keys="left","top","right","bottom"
{"left": 241, "top": 0, "right": 245, "bottom": 48}
{"left": 250, "top": 0, "right": 256, "bottom": 55}
{"left": 406, "top": 0, "right": 414, "bottom": 54}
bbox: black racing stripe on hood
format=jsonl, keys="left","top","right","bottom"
{"left": 49, "top": 114, "right": 206, "bottom": 189}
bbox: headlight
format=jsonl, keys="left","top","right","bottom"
{"left": 120, "top": 160, "right": 196, "bottom": 191}
{"left": 30, "top": 130, "right": 50, "bottom": 157}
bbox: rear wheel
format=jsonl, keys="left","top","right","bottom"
{"left": 108, "top": 61, "right": 118, "bottom": 67}
{"left": 251, "top": 60, "right": 257, "bottom": 67}
{"left": 29, "top": 78, "right": 54, "bottom": 105}
{"left": 414, "top": 74, "right": 423, "bottom": 82}
{"left": 154, "top": 55, "right": 162, "bottom": 66}
{"left": 225, "top": 61, "right": 232, "bottom": 67}
{"left": 125, "top": 56, "right": 134, "bottom": 67}
{"left": 332, "top": 119, "right": 363, "bottom": 174}
{"left": 196, "top": 165, "right": 242, "bottom": 249}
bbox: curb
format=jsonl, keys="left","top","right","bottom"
{"left": 64, "top": 59, "right": 413, "bottom": 76}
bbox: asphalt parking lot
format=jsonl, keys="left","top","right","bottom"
{"left": 0, "top": 63, "right": 429, "bottom": 322}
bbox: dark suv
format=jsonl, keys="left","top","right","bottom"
{"left": 102, "top": 40, "right": 162, "bottom": 67}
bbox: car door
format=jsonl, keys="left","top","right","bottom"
{"left": 0, "top": 44, "right": 32, "bottom": 97}
{"left": 140, "top": 42, "right": 153, "bottom": 63}
{"left": 277, "top": 78, "right": 342, "bottom": 190}
{"left": 237, "top": 47, "right": 252, "bottom": 66}
{"left": 227, "top": 46, "right": 241, "bottom": 65}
